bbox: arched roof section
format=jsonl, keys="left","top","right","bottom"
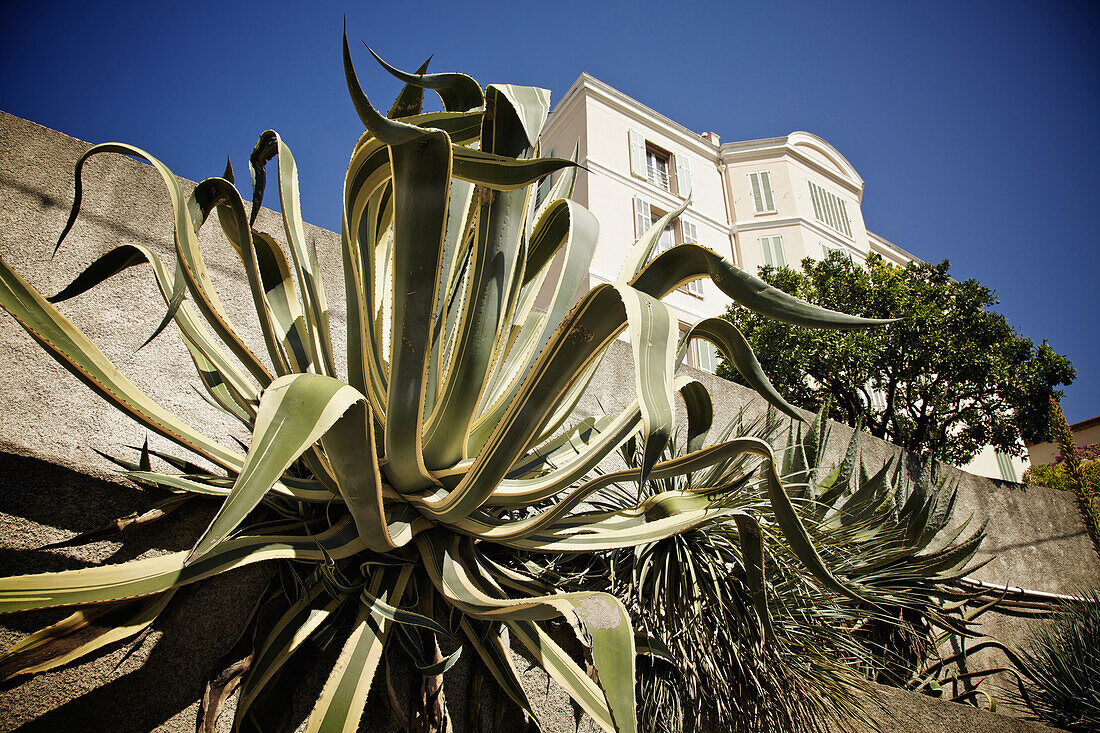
{"left": 786, "top": 131, "right": 864, "bottom": 191}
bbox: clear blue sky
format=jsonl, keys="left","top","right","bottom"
{"left": 3, "top": 0, "right": 1097, "bottom": 423}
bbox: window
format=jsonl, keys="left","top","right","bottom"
{"left": 634, "top": 198, "right": 675, "bottom": 255}
{"left": 749, "top": 171, "right": 775, "bottom": 213}
{"left": 821, "top": 242, "right": 853, "bottom": 262}
{"left": 635, "top": 201, "right": 702, "bottom": 296}
{"left": 808, "top": 181, "right": 853, "bottom": 238}
{"left": 629, "top": 129, "right": 692, "bottom": 196}
{"left": 759, "top": 235, "right": 786, "bottom": 268}
{"left": 995, "top": 450, "right": 1019, "bottom": 482}
{"left": 691, "top": 339, "right": 719, "bottom": 373}
{"left": 681, "top": 220, "right": 704, "bottom": 296}
{"left": 646, "top": 148, "right": 671, "bottom": 190}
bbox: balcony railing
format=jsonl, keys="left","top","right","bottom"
{"left": 646, "top": 164, "right": 670, "bottom": 190}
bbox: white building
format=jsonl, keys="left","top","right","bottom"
{"left": 539, "top": 73, "right": 1027, "bottom": 482}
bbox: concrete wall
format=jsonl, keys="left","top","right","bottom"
{"left": 2, "top": 110, "right": 1093, "bottom": 732}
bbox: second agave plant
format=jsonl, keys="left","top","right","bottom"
{"left": 0, "top": 31, "right": 892, "bottom": 732}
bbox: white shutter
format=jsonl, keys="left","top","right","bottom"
{"left": 760, "top": 171, "right": 775, "bottom": 211}
{"left": 675, "top": 154, "right": 692, "bottom": 198}
{"left": 681, "top": 219, "right": 698, "bottom": 245}
{"left": 750, "top": 172, "right": 775, "bottom": 213}
{"left": 633, "top": 197, "right": 652, "bottom": 239}
{"left": 628, "top": 129, "right": 646, "bottom": 179}
{"left": 682, "top": 220, "right": 704, "bottom": 294}
{"left": 690, "top": 340, "right": 717, "bottom": 373}
{"left": 760, "top": 236, "right": 785, "bottom": 268}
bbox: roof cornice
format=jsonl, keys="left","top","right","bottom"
{"left": 547, "top": 74, "right": 721, "bottom": 160}
{"left": 719, "top": 132, "right": 865, "bottom": 198}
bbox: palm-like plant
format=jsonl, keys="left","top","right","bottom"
{"left": 548, "top": 404, "right": 987, "bottom": 732}
{"left": 0, "top": 33, "right": 890, "bottom": 732}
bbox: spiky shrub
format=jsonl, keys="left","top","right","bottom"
{"left": 0, "top": 35, "right": 890, "bottom": 732}
{"left": 550, "top": 404, "right": 985, "bottom": 732}
{"left": 1017, "top": 586, "right": 1100, "bottom": 731}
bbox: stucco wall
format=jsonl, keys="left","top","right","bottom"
{"left": 1, "top": 110, "right": 1091, "bottom": 732}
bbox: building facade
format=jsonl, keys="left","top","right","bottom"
{"left": 538, "top": 73, "right": 1027, "bottom": 482}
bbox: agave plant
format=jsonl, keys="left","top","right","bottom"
{"left": 1014, "top": 585, "right": 1100, "bottom": 730}
{"left": 0, "top": 32, "right": 890, "bottom": 732}
{"left": 541, "top": 403, "right": 989, "bottom": 732}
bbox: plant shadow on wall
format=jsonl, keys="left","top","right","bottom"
{"left": 0, "top": 28, "right": 995, "bottom": 733}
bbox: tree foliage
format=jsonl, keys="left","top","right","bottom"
{"left": 717, "top": 252, "right": 1075, "bottom": 465}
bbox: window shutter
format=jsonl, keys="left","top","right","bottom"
{"left": 633, "top": 197, "right": 652, "bottom": 238}
{"left": 995, "top": 451, "right": 1018, "bottom": 482}
{"left": 681, "top": 219, "right": 698, "bottom": 245}
{"left": 675, "top": 154, "right": 692, "bottom": 197}
{"left": 750, "top": 173, "right": 764, "bottom": 213}
{"left": 760, "top": 171, "right": 775, "bottom": 211}
{"left": 760, "top": 236, "right": 785, "bottom": 267}
{"left": 629, "top": 129, "right": 646, "bottom": 179}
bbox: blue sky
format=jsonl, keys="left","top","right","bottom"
{"left": 3, "top": 0, "right": 1097, "bottom": 423}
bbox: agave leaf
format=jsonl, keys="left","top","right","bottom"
{"left": 304, "top": 564, "right": 414, "bottom": 733}
{"left": 400, "top": 109, "right": 485, "bottom": 145}
{"left": 632, "top": 243, "right": 894, "bottom": 330}
{"left": 387, "top": 55, "right": 432, "bottom": 118}
{"left": 458, "top": 618, "right": 537, "bottom": 721}
{"left": 342, "top": 136, "right": 393, "bottom": 410}
{"left": 451, "top": 148, "right": 578, "bottom": 191}
{"left": 422, "top": 83, "right": 545, "bottom": 471}
{"left": 466, "top": 200, "right": 598, "bottom": 456}
{"left": 366, "top": 45, "right": 483, "bottom": 113}
{"left": 836, "top": 458, "right": 895, "bottom": 528}
{"left": 0, "top": 518, "right": 363, "bottom": 614}
{"left": 383, "top": 127, "right": 453, "bottom": 492}
{"left": 0, "top": 252, "right": 247, "bottom": 472}
{"left": 733, "top": 514, "right": 773, "bottom": 642}
{"left": 248, "top": 132, "right": 336, "bottom": 378}
{"left": 187, "top": 374, "right": 365, "bottom": 563}
{"left": 508, "top": 619, "right": 620, "bottom": 733}
{"left": 237, "top": 580, "right": 346, "bottom": 721}
{"left": 683, "top": 317, "right": 803, "bottom": 422}
{"left": 616, "top": 195, "right": 691, "bottom": 284}
{"left": 678, "top": 378, "right": 713, "bottom": 454}
{"left": 417, "top": 534, "right": 635, "bottom": 733}
{"left": 487, "top": 401, "right": 643, "bottom": 507}
{"left": 321, "top": 400, "right": 429, "bottom": 552}
{"left": 0, "top": 590, "right": 175, "bottom": 681}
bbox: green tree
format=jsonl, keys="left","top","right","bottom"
{"left": 718, "top": 252, "right": 1075, "bottom": 465}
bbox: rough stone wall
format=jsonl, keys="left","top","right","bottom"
{"left": 1, "top": 110, "right": 1093, "bottom": 731}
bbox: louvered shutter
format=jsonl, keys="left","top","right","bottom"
{"left": 633, "top": 197, "right": 652, "bottom": 238}
{"left": 629, "top": 129, "right": 646, "bottom": 178}
{"left": 772, "top": 236, "right": 786, "bottom": 267}
{"left": 750, "top": 173, "right": 764, "bottom": 213}
{"left": 682, "top": 220, "right": 704, "bottom": 294}
{"left": 760, "top": 236, "right": 786, "bottom": 268}
{"left": 675, "top": 154, "right": 692, "bottom": 198}
{"left": 760, "top": 171, "right": 775, "bottom": 211}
